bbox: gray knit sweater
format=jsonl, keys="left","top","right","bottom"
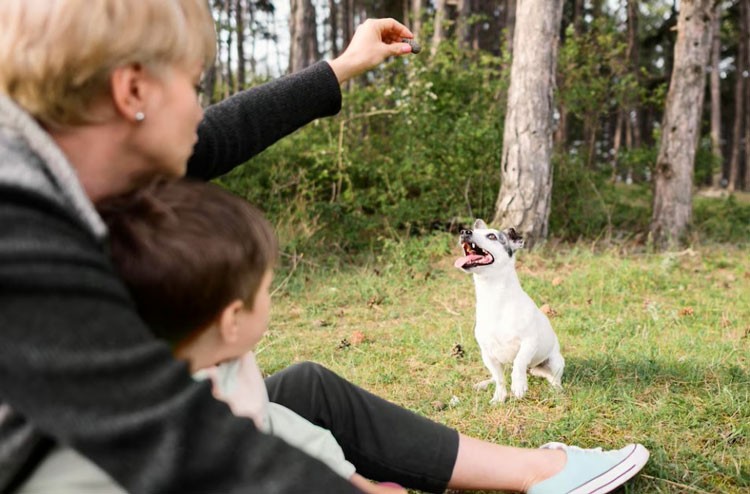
{"left": 0, "top": 62, "right": 360, "bottom": 494}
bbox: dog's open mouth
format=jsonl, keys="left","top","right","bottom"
{"left": 454, "top": 242, "right": 494, "bottom": 269}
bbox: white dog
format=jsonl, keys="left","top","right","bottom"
{"left": 455, "top": 219, "right": 564, "bottom": 404}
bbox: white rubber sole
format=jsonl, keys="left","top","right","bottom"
{"left": 568, "top": 444, "right": 650, "bottom": 494}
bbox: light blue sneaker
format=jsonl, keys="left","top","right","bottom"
{"left": 528, "top": 442, "right": 649, "bottom": 494}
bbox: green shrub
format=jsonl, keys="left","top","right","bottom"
{"left": 219, "top": 42, "right": 508, "bottom": 253}
{"left": 693, "top": 194, "right": 750, "bottom": 245}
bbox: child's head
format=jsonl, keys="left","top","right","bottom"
{"left": 97, "top": 178, "right": 278, "bottom": 366}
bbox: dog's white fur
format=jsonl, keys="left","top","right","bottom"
{"left": 455, "top": 219, "right": 564, "bottom": 403}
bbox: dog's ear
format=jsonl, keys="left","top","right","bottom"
{"left": 504, "top": 227, "right": 524, "bottom": 251}
{"left": 473, "top": 219, "right": 488, "bottom": 230}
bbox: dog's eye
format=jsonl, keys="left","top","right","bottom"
{"left": 486, "top": 233, "right": 498, "bottom": 241}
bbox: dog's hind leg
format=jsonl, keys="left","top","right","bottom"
{"left": 548, "top": 350, "right": 565, "bottom": 389}
{"left": 531, "top": 350, "right": 565, "bottom": 390}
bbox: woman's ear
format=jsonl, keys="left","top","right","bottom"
{"left": 217, "top": 299, "right": 245, "bottom": 344}
{"left": 110, "top": 63, "right": 149, "bottom": 123}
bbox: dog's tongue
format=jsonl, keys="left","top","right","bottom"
{"left": 455, "top": 254, "right": 484, "bottom": 268}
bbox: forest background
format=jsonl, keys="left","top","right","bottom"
{"left": 204, "top": 0, "right": 749, "bottom": 254}
{"left": 204, "top": 1, "right": 748, "bottom": 492}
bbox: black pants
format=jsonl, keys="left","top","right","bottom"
{"left": 265, "top": 362, "right": 460, "bottom": 493}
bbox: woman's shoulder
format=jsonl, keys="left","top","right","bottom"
{"left": 0, "top": 97, "right": 106, "bottom": 241}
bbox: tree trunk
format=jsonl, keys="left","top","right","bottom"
{"left": 492, "top": 0, "right": 564, "bottom": 247}
{"left": 612, "top": 110, "right": 625, "bottom": 179}
{"left": 289, "top": 0, "right": 320, "bottom": 73}
{"left": 456, "top": 0, "right": 472, "bottom": 50}
{"left": 572, "top": 0, "right": 583, "bottom": 34}
{"left": 235, "top": 0, "right": 246, "bottom": 90}
{"left": 329, "top": 0, "right": 340, "bottom": 57}
{"left": 224, "top": 0, "right": 235, "bottom": 96}
{"left": 249, "top": 6, "right": 257, "bottom": 76}
{"left": 431, "top": 0, "right": 447, "bottom": 57}
{"left": 342, "top": 0, "right": 353, "bottom": 52}
{"left": 626, "top": 0, "right": 641, "bottom": 149}
{"left": 411, "top": 0, "right": 423, "bottom": 39}
{"left": 505, "top": 0, "right": 516, "bottom": 56}
{"left": 728, "top": 0, "right": 747, "bottom": 192}
{"left": 650, "top": 0, "right": 714, "bottom": 250}
{"left": 744, "top": 0, "right": 750, "bottom": 191}
{"left": 709, "top": 0, "right": 722, "bottom": 184}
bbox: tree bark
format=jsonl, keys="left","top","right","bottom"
{"left": 289, "top": 0, "right": 320, "bottom": 73}
{"left": 626, "top": 0, "right": 641, "bottom": 150}
{"left": 744, "top": 0, "right": 750, "bottom": 190}
{"left": 612, "top": 110, "right": 624, "bottom": 179}
{"left": 650, "top": 0, "right": 714, "bottom": 250}
{"left": 505, "top": 0, "right": 516, "bottom": 56}
{"left": 235, "top": 0, "right": 246, "bottom": 90}
{"left": 456, "top": 0, "right": 472, "bottom": 50}
{"left": 329, "top": 0, "right": 340, "bottom": 56}
{"left": 709, "top": 0, "right": 722, "bottom": 184}
{"left": 492, "top": 0, "right": 564, "bottom": 247}
{"left": 225, "top": 0, "right": 235, "bottom": 96}
{"left": 342, "top": 0, "right": 353, "bottom": 53}
{"left": 411, "top": 0, "right": 423, "bottom": 39}
{"left": 728, "top": 0, "right": 747, "bottom": 192}
{"left": 431, "top": 0, "right": 447, "bottom": 57}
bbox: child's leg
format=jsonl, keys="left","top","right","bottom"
{"left": 266, "top": 362, "right": 648, "bottom": 494}
{"left": 265, "top": 362, "right": 557, "bottom": 492}
{"left": 265, "top": 362, "right": 458, "bottom": 493}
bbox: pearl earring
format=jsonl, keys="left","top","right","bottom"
{"left": 134, "top": 111, "right": 145, "bottom": 122}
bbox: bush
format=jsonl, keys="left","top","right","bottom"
{"left": 218, "top": 42, "right": 508, "bottom": 253}
{"left": 549, "top": 153, "right": 652, "bottom": 241}
{"left": 693, "top": 194, "right": 750, "bottom": 245}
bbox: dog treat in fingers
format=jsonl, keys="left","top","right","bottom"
{"left": 402, "top": 38, "right": 421, "bottom": 54}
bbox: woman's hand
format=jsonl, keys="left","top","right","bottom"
{"left": 327, "top": 18, "right": 414, "bottom": 84}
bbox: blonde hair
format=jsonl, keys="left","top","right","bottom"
{"left": 0, "top": 0, "right": 216, "bottom": 127}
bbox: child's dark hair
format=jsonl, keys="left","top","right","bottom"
{"left": 97, "top": 178, "right": 278, "bottom": 344}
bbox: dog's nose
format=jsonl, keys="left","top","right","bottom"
{"left": 460, "top": 229, "right": 472, "bottom": 236}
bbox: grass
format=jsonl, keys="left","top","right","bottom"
{"left": 257, "top": 234, "right": 749, "bottom": 493}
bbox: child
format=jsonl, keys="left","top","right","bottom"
{"left": 19, "top": 178, "right": 649, "bottom": 494}
{"left": 17, "top": 179, "right": 398, "bottom": 494}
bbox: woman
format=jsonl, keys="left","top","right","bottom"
{"left": 0, "top": 1, "right": 647, "bottom": 493}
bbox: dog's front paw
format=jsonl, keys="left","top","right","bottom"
{"left": 511, "top": 378, "right": 528, "bottom": 399}
{"left": 490, "top": 388, "right": 508, "bottom": 405}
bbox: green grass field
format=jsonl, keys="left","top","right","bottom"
{"left": 258, "top": 236, "right": 749, "bottom": 493}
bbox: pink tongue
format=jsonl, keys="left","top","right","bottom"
{"left": 455, "top": 254, "right": 484, "bottom": 268}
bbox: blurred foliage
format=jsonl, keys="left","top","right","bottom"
{"left": 693, "top": 194, "right": 750, "bottom": 245}
{"left": 218, "top": 42, "right": 509, "bottom": 251}
{"left": 217, "top": 36, "right": 749, "bottom": 256}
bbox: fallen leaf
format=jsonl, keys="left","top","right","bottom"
{"left": 552, "top": 277, "right": 564, "bottom": 286}
{"left": 541, "top": 304, "right": 558, "bottom": 317}
{"left": 679, "top": 307, "right": 694, "bottom": 317}
{"left": 350, "top": 331, "right": 367, "bottom": 345}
